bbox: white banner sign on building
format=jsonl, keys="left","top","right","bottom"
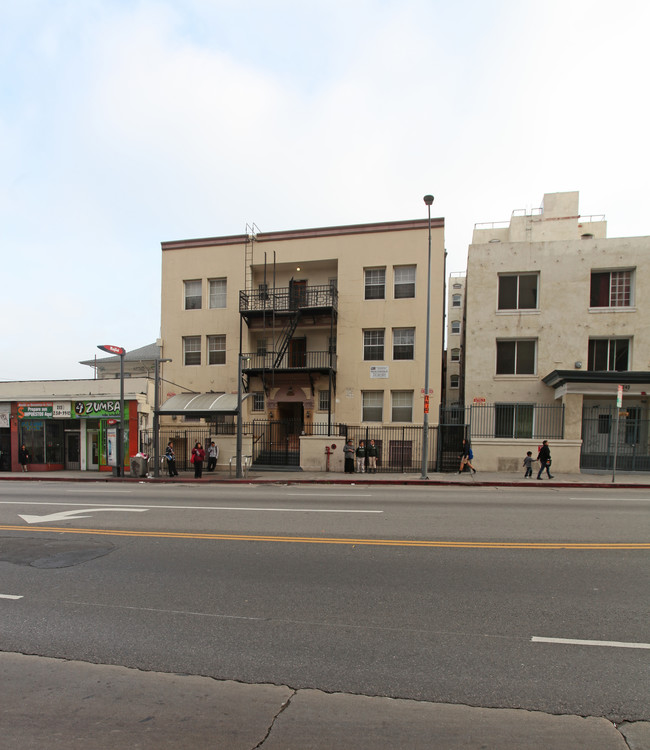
{"left": 370, "top": 366, "right": 389, "bottom": 379}
{"left": 0, "top": 404, "right": 9, "bottom": 429}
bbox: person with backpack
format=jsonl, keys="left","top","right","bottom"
{"left": 355, "top": 440, "right": 366, "bottom": 473}
{"left": 459, "top": 438, "right": 476, "bottom": 474}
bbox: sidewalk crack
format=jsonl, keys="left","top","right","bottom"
{"left": 253, "top": 688, "right": 297, "bottom": 748}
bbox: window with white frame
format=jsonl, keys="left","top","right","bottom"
{"left": 208, "top": 335, "right": 226, "bottom": 365}
{"left": 391, "top": 391, "right": 413, "bottom": 422}
{"left": 588, "top": 338, "right": 630, "bottom": 371}
{"left": 209, "top": 278, "right": 227, "bottom": 308}
{"left": 394, "top": 266, "right": 416, "bottom": 298}
{"left": 183, "top": 336, "right": 201, "bottom": 365}
{"left": 452, "top": 294, "right": 461, "bottom": 307}
{"left": 496, "top": 339, "right": 536, "bottom": 375}
{"left": 362, "top": 391, "right": 383, "bottom": 422}
{"left": 184, "top": 280, "right": 202, "bottom": 310}
{"left": 318, "top": 390, "right": 330, "bottom": 412}
{"left": 498, "top": 274, "right": 538, "bottom": 310}
{"left": 252, "top": 392, "right": 265, "bottom": 411}
{"left": 590, "top": 270, "right": 633, "bottom": 307}
{"left": 451, "top": 320, "right": 461, "bottom": 334}
{"left": 364, "top": 329, "right": 385, "bottom": 360}
{"left": 451, "top": 348, "right": 460, "bottom": 362}
{"left": 450, "top": 374, "right": 459, "bottom": 388}
{"left": 365, "top": 268, "right": 386, "bottom": 300}
{"left": 393, "top": 328, "right": 414, "bottom": 360}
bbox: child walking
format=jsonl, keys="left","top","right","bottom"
{"left": 523, "top": 451, "right": 533, "bottom": 478}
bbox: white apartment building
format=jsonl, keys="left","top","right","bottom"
{"left": 464, "top": 191, "right": 650, "bottom": 473}
{"left": 159, "top": 217, "right": 446, "bottom": 472}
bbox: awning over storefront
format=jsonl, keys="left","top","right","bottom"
{"left": 157, "top": 393, "right": 248, "bottom": 416}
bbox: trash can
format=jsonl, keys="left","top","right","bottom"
{"left": 130, "top": 455, "right": 148, "bottom": 477}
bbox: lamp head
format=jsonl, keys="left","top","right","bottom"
{"left": 423, "top": 195, "right": 434, "bottom": 206}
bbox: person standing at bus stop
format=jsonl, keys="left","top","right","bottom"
{"left": 192, "top": 442, "right": 205, "bottom": 479}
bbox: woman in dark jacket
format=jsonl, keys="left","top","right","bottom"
{"left": 18, "top": 444, "right": 30, "bottom": 472}
{"left": 192, "top": 442, "right": 205, "bottom": 478}
{"left": 343, "top": 440, "right": 355, "bottom": 474}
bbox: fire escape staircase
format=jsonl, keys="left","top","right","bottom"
{"left": 273, "top": 309, "right": 302, "bottom": 368}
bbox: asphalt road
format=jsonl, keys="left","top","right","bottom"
{"left": 0, "top": 481, "right": 648, "bottom": 724}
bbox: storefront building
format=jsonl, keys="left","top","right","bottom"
{"left": 0, "top": 378, "right": 154, "bottom": 473}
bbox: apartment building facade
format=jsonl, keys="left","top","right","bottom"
{"left": 159, "top": 217, "right": 446, "bottom": 471}
{"left": 464, "top": 191, "right": 650, "bottom": 473}
{"left": 445, "top": 272, "right": 466, "bottom": 406}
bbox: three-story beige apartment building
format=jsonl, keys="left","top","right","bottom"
{"left": 159, "top": 217, "right": 445, "bottom": 471}
{"left": 464, "top": 191, "right": 650, "bottom": 474}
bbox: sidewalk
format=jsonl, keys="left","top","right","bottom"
{"left": 2, "top": 467, "right": 650, "bottom": 488}
{"left": 2, "top": 652, "right": 648, "bottom": 750}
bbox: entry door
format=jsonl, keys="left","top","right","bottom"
{"left": 289, "top": 279, "right": 307, "bottom": 309}
{"left": 65, "top": 432, "right": 81, "bottom": 470}
{"left": 289, "top": 338, "right": 306, "bottom": 368}
{"left": 87, "top": 430, "right": 99, "bottom": 470}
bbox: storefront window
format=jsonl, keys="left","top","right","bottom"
{"left": 20, "top": 421, "right": 45, "bottom": 463}
{"left": 46, "top": 421, "right": 64, "bottom": 463}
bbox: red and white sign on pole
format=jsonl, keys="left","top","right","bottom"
{"left": 617, "top": 384, "right": 623, "bottom": 408}
{"left": 98, "top": 345, "right": 126, "bottom": 356}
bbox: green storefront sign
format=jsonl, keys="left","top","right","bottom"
{"left": 73, "top": 401, "right": 129, "bottom": 418}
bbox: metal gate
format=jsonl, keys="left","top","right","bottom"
{"left": 581, "top": 406, "right": 650, "bottom": 471}
{"left": 251, "top": 419, "right": 302, "bottom": 467}
{"left": 437, "top": 407, "right": 469, "bottom": 472}
{"left": 343, "top": 425, "right": 435, "bottom": 473}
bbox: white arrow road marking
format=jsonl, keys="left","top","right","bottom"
{"left": 18, "top": 508, "right": 149, "bottom": 524}
{"left": 532, "top": 636, "right": 650, "bottom": 650}
{"left": 0, "top": 594, "right": 23, "bottom": 600}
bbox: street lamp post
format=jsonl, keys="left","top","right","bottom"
{"left": 98, "top": 345, "right": 126, "bottom": 477}
{"left": 153, "top": 357, "right": 172, "bottom": 478}
{"left": 420, "top": 195, "right": 434, "bottom": 480}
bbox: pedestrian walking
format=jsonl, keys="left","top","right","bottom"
{"left": 165, "top": 441, "right": 179, "bottom": 477}
{"left": 366, "top": 439, "right": 378, "bottom": 473}
{"left": 18, "top": 444, "right": 30, "bottom": 472}
{"left": 523, "top": 451, "right": 534, "bottom": 478}
{"left": 343, "top": 440, "right": 355, "bottom": 474}
{"left": 459, "top": 438, "right": 476, "bottom": 474}
{"left": 355, "top": 440, "right": 366, "bottom": 473}
{"left": 207, "top": 441, "right": 218, "bottom": 472}
{"left": 192, "top": 442, "right": 205, "bottom": 479}
{"left": 536, "top": 440, "right": 554, "bottom": 479}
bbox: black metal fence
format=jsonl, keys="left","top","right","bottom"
{"left": 342, "top": 424, "right": 438, "bottom": 473}
{"left": 239, "top": 284, "right": 338, "bottom": 313}
{"left": 581, "top": 406, "right": 650, "bottom": 471}
{"left": 443, "top": 404, "right": 565, "bottom": 440}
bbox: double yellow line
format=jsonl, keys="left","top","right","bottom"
{"left": 0, "top": 525, "right": 648, "bottom": 550}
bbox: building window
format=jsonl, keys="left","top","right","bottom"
{"left": 451, "top": 320, "right": 461, "bottom": 334}
{"left": 209, "top": 278, "right": 227, "bottom": 308}
{"left": 362, "top": 391, "right": 383, "bottom": 422}
{"left": 450, "top": 348, "right": 460, "bottom": 362}
{"left": 590, "top": 270, "right": 632, "bottom": 307}
{"left": 391, "top": 391, "right": 413, "bottom": 422}
{"left": 452, "top": 294, "right": 461, "bottom": 307}
{"left": 588, "top": 338, "right": 629, "bottom": 371}
{"left": 450, "top": 374, "right": 459, "bottom": 388}
{"left": 496, "top": 340, "right": 536, "bottom": 375}
{"left": 365, "top": 268, "right": 386, "bottom": 300}
{"left": 393, "top": 328, "right": 414, "bottom": 360}
{"left": 318, "top": 390, "right": 330, "bottom": 412}
{"left": 364, "top": 330, "right": 385, "bottom": 360}
{"left": 184, "top": 280, "right": 202, "bottom": 310}
{"left": 183, "top": 336, "right": 201, "bottom": 365}
{"left": 394, "top": 266, "right": 416, "bottom": 298}
{"left": 495, "top": 403, "right": 534, "bottom": 438}
{"left": 252, "top": 392, "right": 265, "bottom": 411}
{"left": 498, "top": 274, "right": 538, "bottom": 310}
{"left": 208, "top": 335, "right": 226, "bottom": 365}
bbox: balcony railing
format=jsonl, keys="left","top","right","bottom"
{"left": 239, "top": 284, "right": 338, "bottom": 314}
{"left": 242, "top": 351, "right": 337, "bottom": 371}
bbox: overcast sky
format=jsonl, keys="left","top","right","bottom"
{"left": 2, "top": 0, "right": 649, "bottom": 381}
